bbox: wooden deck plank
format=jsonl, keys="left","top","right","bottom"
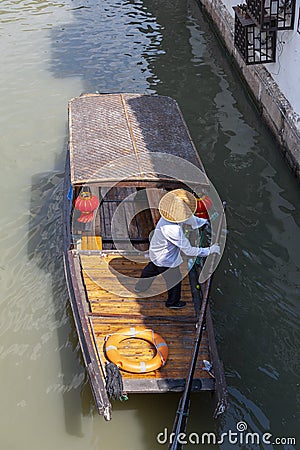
{"left": 83, "top": 280, "right": 192, "bottom": 295}
{"left": 89, "top": 303, "right": 196, "bottom": 318}
{"left": 80, "top": 254, "right": 190, "bottom": 273}
{"left": 85, "top": 287, "right": 196, "bottom": 317}
{"left": 83, "top": 279, "right": 192, "bottom": 293}
{"left": 88, "top": 298, "right": 196, "bottom": 315}
{"left": 81, "top": 255, "right": 146, "bottom": 263}
{"left": 84, "top": 285, "right": 194, "bottom": 301}
{"left": 90, "top": 316, "right": 211, "bottom": 382}
{"left": 80, "top": 253, "right": 197, "bottom": 318}
{"left": 82, "top": 265, "right": 190, "bottom": 276}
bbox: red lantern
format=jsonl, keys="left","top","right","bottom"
{"left": 74, "top": 191, "right": 99, "bottom": 223}
{"left": 195, "top": 195, "right": 213, "bottom": 220}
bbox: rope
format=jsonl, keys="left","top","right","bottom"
{"left": 105, "top": 362, "right": 128, "bottom": 401}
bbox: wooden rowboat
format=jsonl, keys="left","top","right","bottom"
{"left": 63, "top": 93, "right": 227, "bottom": 420}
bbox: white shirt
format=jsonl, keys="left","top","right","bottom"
{"left": 149, "top": 216, "right": 209, "bottom": 268}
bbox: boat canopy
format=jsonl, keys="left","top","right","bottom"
{"left": 68, "top": 93, "right": 208, "bottom": 186}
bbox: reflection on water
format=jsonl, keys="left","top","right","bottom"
{"left": 50, "top": 0, "right": 163, "bottom": 92}
{"left": 0, "top": 0, "right": 299, "bottom": 449}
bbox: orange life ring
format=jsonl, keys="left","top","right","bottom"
{"left": 104, "top": 326, "right": 168, "bottom": 373}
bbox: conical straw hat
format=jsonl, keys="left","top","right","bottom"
{"left": 158, "top": 189, "right": 197, "bottom": 223}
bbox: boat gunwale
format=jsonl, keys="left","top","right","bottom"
{"left": 63, "top": 159, "right": 111, "bottom": 419}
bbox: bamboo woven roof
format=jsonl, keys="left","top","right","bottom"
{"left": 68, "top": 93, "right": 208, "bottom": 186}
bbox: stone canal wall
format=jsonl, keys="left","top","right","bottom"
{"left": 193, "top": 0, "right": 300, "bottom": 179}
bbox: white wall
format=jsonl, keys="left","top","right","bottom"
{"left": 268, "top": 1, "right": 300, "bottom": 118}
{"left": 221, "top": 0, "right": 300, "bottom": 118}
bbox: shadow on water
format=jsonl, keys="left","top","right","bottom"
{"left": 42, "top": 0, "right": 300, "bottom": 446}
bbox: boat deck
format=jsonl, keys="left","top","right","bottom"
{"left": 79, "top": 253, "right": 214, "bottom": 392}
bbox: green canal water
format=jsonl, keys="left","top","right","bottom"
{"left": 0, "top": 0, "right": 299, "bottom": 449}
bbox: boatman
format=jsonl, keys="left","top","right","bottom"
{"left": 134, "top": 189, "right": 220, "bottom": 309}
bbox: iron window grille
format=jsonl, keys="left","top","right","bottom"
{"left": 246, "top": 0, "right": 296, "bottom": 30}
{"left": 234, "top": 5, "right": 277, "bottom": 64}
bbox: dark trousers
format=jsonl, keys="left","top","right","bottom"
{"left": 135, "top": 261, "right": 182, "bottom": 306}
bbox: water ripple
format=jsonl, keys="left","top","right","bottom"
{"left": 49, "top": 0, "right": 164, "bottom": 91}
{"left": 0, "top": 0, "right": 66, "bottom": 27}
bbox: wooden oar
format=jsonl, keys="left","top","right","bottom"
{"left": 168, "top": 202, "right": 226, "bottom": 450}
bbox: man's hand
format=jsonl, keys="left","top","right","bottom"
{"left": 209, "top": 243, "right": 220, "bottom": 255}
